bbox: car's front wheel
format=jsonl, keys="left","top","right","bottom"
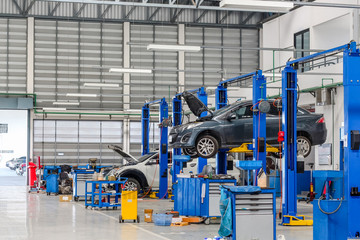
{"left": 182, "top": 147, "right": 198, "bottom": 158}
{"left": 196, "top": 135, "right": 219, "bottom": 159}
{"left": 123, "top": 178, "right": 141, "bottom": 194}
{"left": 297, "top": 136, "right": 311, "bottom": 158}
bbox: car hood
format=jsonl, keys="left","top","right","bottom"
{"left": 108, "top": 144, "right": 138, "bottom": 164}
{"left": 182, "top": 91, "right": 212, "bottom": 117}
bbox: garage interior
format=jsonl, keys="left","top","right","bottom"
{"left": 0, "top": 0, "right": 359, "bottom": 239}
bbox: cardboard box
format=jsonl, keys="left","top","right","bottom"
{"left": 144, "top": 209, "right": 153, "bottom": 223}
{"left": 59, "top": 195, "right": 73, "bottom": 202}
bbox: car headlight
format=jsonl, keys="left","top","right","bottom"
{"left": 180, "top": 133, "right": 192, "bottom": 143}
{"left": 185, "top": 122, "right": 203, "bottom": 130}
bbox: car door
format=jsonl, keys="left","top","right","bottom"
{"left": 266, "top": 104, "right": 282, "bottom": 143}
{"left": 145, "top": 152, "right": 172, "bottom": 190}
{"left": 223, "top": 105, "right": 253, "bottom": 145}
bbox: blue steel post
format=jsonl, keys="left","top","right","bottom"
{"left": 159, "top": 98, "right": 169, "bottom": 199}
{"left": 343, "top": 41, "right": 360, "bottom": 238}
{"left": 215, "top": 85, "right": 228, "bottom": 174}
{"left": 141, "top": 105, "right": 150, "bottom": 155}
{"left": 197, "top": 87, "right": 208, "bottom": 173}
{"left": 172, "top": 96, "right": 182, "bottom": 183}
{"left": 281, "top": 66, "right": 299, "bottom": 225}
{"left": 252, "top": 71, "right": 267, "bottom": 171}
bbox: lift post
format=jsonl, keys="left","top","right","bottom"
{"left": 142, "top": 98, "right": 169, "bottom": 199}
{"left": 172, "top": 95, "right": 182, "bottom": 183}
{"left": 215, "top": 84, "right": 228, "bottom": 174}
{"left": 196, "top": 87, "right": 208, "bottom": 173}
{"left": 252, "top": 70, "right": 267, "bottom": 171}
{"left": 280, "top": 43, "right": 352, "bottom": 226}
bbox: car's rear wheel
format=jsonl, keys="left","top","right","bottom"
{"left": 182, "top": 147, "right": 198, "bottom": 158}
{"left": 297, "top": 136, "right": 311, "bottom": 158}
{"left": 196, "top": 135, "right": 219, "bottom": 159}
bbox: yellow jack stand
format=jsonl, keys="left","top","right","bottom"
{"left": 282, "top": 215, "right": 313, "bottom": 226}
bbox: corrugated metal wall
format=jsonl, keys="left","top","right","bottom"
{"left": 34, "top": 19, "right": 124, "bottom": 110}
{"left": 0, "top": 16, "right": 259, "bottom": 165}
{"left": 0, "top": 18, "right": 27, "bottom": 93}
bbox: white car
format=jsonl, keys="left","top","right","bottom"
{"left": 106, "top": 145, "right": 243, "bottom": 193}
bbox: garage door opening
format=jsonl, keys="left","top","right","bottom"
{"left": 0, "top": 110, "right": 28, "bottom": 186}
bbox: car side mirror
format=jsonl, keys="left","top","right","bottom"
{"left": 227, "top": 114, "right": 234, "bottom": 121}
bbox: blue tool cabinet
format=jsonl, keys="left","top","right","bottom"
{"left": 221, "top": 187, "right": 276, "bottom": 240}
{"left": 44, "top": 166, "right": 61, "bottom": 195}
{"left": 175, "top": 177, "right": 236, "bottom": 219}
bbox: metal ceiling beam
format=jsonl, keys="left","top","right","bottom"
{"left": 24, "top": 0, "right": 36, "bottom": 15}
{"left": 241, "top": 12, "right": 255, "bottom": 24}
{"left": 11, "top": 0, "right": 23, "bottom": 14}
{"left": 148, "top": 7, "right": 161, "bottom": 20}
{"left": 49, "top": 2, "right": 61, "bottom": 16}
{"left": 195, "top": 9, "right": 208, "bottom": 22}
{"left": 100, "top": 5, "right": 112, "bottom": 18}
{"left": 219, "top": 11, "right": 232, "bottom": 23}
{"left": 124, "top": 6, "right": 136, "bottom": 19}
{"left": 74, "top": 3, "right": 86, "bottom": 17}
{"left": 38, "top": 0, "right": 285, "bottom": 12}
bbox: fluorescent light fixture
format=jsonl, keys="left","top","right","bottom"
{"left": 147, "top": 44, "right": 201, "bottom": 52}
{"left": 84, "top": 83, "right": 120, "bottom": 88}
{"left": 109, "top": 68, "right": 152, "bottom": 74}
{"left": 66, "top": 93, "right": 97, "bottom": 97}
{"left": 263, "top": 73, "right": 282, "bottom": 78}
{"left": 220, "top": 0, "right": 294, "bottom": 13}
{"left": 53, "top": 101, "right": 80, "bottom": 106}
{"left": 42, "top": 107, "right": 67, "bottom": 111}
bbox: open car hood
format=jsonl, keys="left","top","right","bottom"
{"left": 108, "top": 144, "right": 138, "bottom": 164}
{"left": 182, "top": 91, "right": 212, "bottom": 117}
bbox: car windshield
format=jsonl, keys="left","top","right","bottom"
{"left": 137, "top": 152, "right": 157, "bottom": 163}
{"left": 211, "top": 102, "right": 240, "bottom": 116}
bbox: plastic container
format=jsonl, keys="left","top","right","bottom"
{"left": 153, "top": 214, "right": 173, "bottom": 226}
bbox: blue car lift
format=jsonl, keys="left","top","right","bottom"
{"left": 280, "top": 42, "right": 358, "bottom": 227}
{"left": 216, "top": 71, "right": 268, "bottom": 174}
{"left": 142, "top": 98, "right": 169, "bottom": 199}
{"left": 172, "top": 87, "right": 208, "bottom": 182}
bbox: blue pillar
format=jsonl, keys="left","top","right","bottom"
{"left": 281, "top": 66, "right": 298, "bottom": 224}
{"left": 172, "top": 96, "right": 182, "bottom": 183}
{"left": 343, "top": 41, "right": 360, "bottom": 237}
{"left": 196, "top": 87, "right": 208, "bottom": 173}
{"left": 252, "top": 71, "right": 267, "bottom": 170}
{"left": 215, "top": 85, "right": 228, "bottom": 174}
{"left": 159, "top": 98, "right": 169, "bottom": 199}
{"left": 141, "top": 105, "right": 150, "bottom": 155}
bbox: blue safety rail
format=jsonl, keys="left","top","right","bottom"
{"left": 141, "top": 98, "right": 169, "bottom": 199}
{"left": 84, "top": 178, "right": 128, "bottom": 209}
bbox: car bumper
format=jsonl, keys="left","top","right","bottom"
{"left": 168, "top": 131, "right": 196, "bottom": 149}
{"left": 310, "top": 124, "right": 327, "bottom": 145}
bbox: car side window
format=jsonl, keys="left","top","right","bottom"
{"left": 229, "top": 106, "right": 252, "bottom": 119}
{"left": 147, "top": 155, "right": 159, "bottom": 165}
{"left": 267, "top": 104, "right": 281, "bottom": 116}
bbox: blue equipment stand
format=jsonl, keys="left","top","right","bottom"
{"left": 85, "top": 178, "right": 127, "bottom": 209}
{"left": 44, "top": 166, "right": 61, "bottom": 195}
{"left": 172, "top": 95, "right": 182, "bottom": 184}
{"left": 215, "top": 84, "right": 228, "bottom": 174}
{"left": 174, "top": 177, "right": 236, "bottom": 220}
{"left": 142, "top": 98, "right": 169, "bottom": 199}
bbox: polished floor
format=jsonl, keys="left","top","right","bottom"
{"left": 0, "top": 168, "right": 313, "bottom": 240}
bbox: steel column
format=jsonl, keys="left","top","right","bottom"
{"left": 141, "top": 105, "right": 150, "bottom": 155}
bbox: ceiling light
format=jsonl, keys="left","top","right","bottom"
{"left": 66, "top": 93, "right": 97, "bottom": 97}
{"left": 84, "top": 83, "right": 120, "bottom": 88}
{"left": 220, "top": 0, "right": 294, "bottom": 13}
{"left": 147, "top": 44, "right": 201, "bottom": 52}
{"left": 109, "top": 68, "right": 152, "bottom": 74}
{"left": 53, "top": 101, "right": 80, "bottom": 106}
{"left": 42, "top": 108, "right": 67, "bottom": 111}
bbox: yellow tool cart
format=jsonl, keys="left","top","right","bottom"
{"left": 119, "top": 191, "right": 139, "bottom": 223}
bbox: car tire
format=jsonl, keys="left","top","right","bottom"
{"left": 182, "top": 148, "right": 199, "bottom": 158}
{"left": 123, "top": 178, "right": 142, "bottom": 194}
{"left": 297, "top": 135, "right": 311, "bottom": 158}
{"left": 196, "top": 135, "right": 219, "bottom": 159}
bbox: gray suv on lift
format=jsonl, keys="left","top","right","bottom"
{"left": 169, "top": 91, "right": 327, "bottom": 159}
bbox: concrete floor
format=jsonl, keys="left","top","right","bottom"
{"left": 0, "top": 169, "right": 313, "bottom": 240}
